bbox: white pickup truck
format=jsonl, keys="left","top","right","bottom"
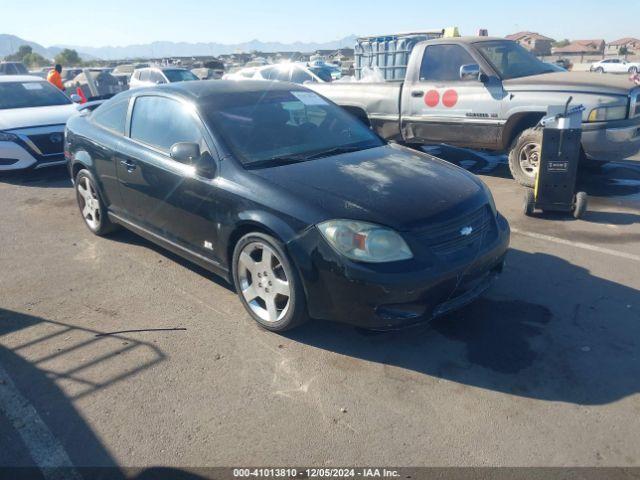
{"left": 309, "top": 36, "right": 640, "bottom": 186}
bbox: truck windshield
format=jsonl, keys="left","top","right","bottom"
{"left": 475, "top": 40, "right": 558, "bottom": 79}
{"left": 204, "top": 89, "right": 384, "bottom": 167}
{"left": 0, "top": 81, "right": 72, "bottom": 110}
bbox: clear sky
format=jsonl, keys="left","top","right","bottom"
{"left": 3, "top": 0, "right": 638, "bottom": 47}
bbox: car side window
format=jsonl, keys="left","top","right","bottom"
{"left": 139, "top": 70, "right": 150, "bottom": 82}
{"left": 92, "top": 99, "right": 130, "bottom": 135}
{"left": 291, "top": 67, "right": 313, "bottom": 84}
{"left": 419, "top": 45, "right": 477, "bottom": 82}
{"left": 150, "top": 71, "right": 165, "bottom": 84}
{"left": 130, "top": 96, "right": 203, "bottom": 155}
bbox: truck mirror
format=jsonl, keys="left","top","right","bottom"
{"left": 460, "top": 64, "right": 481, "bottom": 81}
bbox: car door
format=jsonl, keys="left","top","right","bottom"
{"left": 401, "top": 43, "right": 505, "bottom": 149}
{"left": 87, "top": 97, "right": 132, "bottom": 212}
{"left": 116, "top": 94, "right": 223, "bottom": 261}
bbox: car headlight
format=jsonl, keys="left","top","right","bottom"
{"left": 0, "top": 131, "right": 18, "bottom": 142}
{"left": 317, "top": 220, "right": 413, "bottom": 263}
{"left": 587, "top": 105, "right": 628, "bottom": 122}
{"left": 480, "top": 182, "right": 497, "bottom": 216}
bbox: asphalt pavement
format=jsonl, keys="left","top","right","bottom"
{"left": 0, "top": 150, "right": 639, "bottom": 472}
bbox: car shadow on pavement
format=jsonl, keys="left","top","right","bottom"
{"left": 286, "top": 248, "right": 640, "bottom": 406}
{"left": 0, "top": 308, "right": 210, "bottom": 479}
{"left": 0, "top": 165, "right": 71, "bottom": 189}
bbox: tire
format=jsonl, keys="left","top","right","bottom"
{"left": 629, "top": 67, "right": 638, "bottom": 75}
{"left": 523, "top": 189, "right": 535, "bottom": 216}
{"left": 508, "top": 128, "right": 542, "bottom": 187}
{"left": 573, "top": 192, "right": 588, "bottom": 219}
{"left": 595, "top": 67, "right": 604, "bottom": 74}
{"left": 74, "top": 169, "right": 118, "bottom": 236}
{"left": 232, "top": 232, "right": 308, "bottom": 332}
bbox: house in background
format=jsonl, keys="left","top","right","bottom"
{"left": 606, "top": 38, "right": 640, "bottom": 56}
{"left": 506, "top": 31, "right": 555, "bottom": 56}
{"left": 553, "top": 39, "right": 605, "bottom": 61}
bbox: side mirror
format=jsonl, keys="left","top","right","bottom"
{"left": 460, "top": 63, "right": 482, "bottom": 82}
{"left": 70, "top": 93, "right": 82, "bottom": 103}
{"left": 170, "top": 142, "right": 200, "bottom": 164}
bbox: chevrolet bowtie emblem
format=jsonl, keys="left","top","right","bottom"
{"left": 460, "top": 226, "right": 473, "bottom": 236}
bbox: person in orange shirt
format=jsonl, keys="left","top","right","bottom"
{"left": 47, "top": 64, "right": 65, "bottom": 91}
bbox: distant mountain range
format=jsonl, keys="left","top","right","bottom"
{"left": 1, "top": 33, "right": 358, "bottom": 61}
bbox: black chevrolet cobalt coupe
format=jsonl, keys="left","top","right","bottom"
{"left": 65, "top": 80, "right": 509, "bottom": 331}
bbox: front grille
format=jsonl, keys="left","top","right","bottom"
{"left": 28, "top": 131, "right": 65, "bottom": 156}
{"left": 418, "top": 205, "right": 496, "bottom": 258}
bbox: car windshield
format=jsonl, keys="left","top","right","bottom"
{"left": 475, "top": 40, "right": 558, "bottom": 79}
{"left": 308, "top": 67, "right": 334, "bottom": 82}
{"left": 0, "top": 81, "right": 71, "bottom": 109}
{"left": 204, "top": 88, "right": 384, "bottom": 166}
{"left": 163, "top": 69, "right": 198, "bottom": 82}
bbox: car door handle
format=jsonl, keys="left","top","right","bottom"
{"left": 120, "top": 159, "right": 137, "bottom": 172}
{"left": 411, "top": 90, "right": 424, "bottom": 97}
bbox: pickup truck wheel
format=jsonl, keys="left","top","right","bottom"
{"left": 508, "top": 128, "right": 541, "bottom": 187}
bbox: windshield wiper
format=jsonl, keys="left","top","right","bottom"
{"left": 245, "top": 154, "right": 311, "bottom": 169}
{"left": 304, "top": 145, "right": 369, "bottom": 160}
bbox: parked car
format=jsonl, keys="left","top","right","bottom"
{"left": 111, "top": 63, "right": 149, "bottom": 88}
{"left": 64, "top": 69, "right": 126, "bottom": 101}
{"left": 553, "top": 58, "right": 572, "bottom": 71}
{"left": 0, "top": 61, "right": 29, "bottom": 75}
{"left": 65, "top": 80, "right": 509, "bottom": 331}
{"left": 0, "top": 75, "right": 80, "bottom": 171}
{"left": 590, "top": 58, "right": 640, "bottom": 74}
{"left": 129, "top": 67, "right": 199, "bottom": 89}
{"left": 230, "top": 63, "right": 333, "bottom": 84}
{"left": 310, "top": 36, "right": 640, "bottom": 187}
{"left": 192, "top": 60, "right": 225, "bottom": 80}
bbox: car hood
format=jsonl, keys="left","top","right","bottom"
{"left": 503, "top": 72, "right": 637, "bottom": 96}
{"left": 1, "top": 104, "right": 78, "bottom": 131}
{"left": 251, "top": 144, "right": 487, "bottom": 231}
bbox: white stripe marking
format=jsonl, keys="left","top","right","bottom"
{"left": 0, "top": 363, "right": 81, "bottom": 480}
{"left": 511, "top": 228, "right": 640, "bottom": 263}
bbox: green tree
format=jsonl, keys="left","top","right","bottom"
{"left": 22, "top": 52, "right": 49, "bottom": 68}
{"left": 54, "top": 48, "right": 82, "bottom": 66}
{"left": 4, "top": 45, "right": 33, "bottom": 61}
{"left": 619, "top": 46, "right": 629, "bottom": 57}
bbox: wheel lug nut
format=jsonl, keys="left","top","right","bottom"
{"left": 265, "top": 288, "right": 270, "bottom": 293}
{"left": 268, "top": 281, "right": 272, "bottom": 286}
{"left": 257, "top": 273, "right": 262, "bottom": 278}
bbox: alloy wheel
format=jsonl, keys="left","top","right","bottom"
{"left": 77, "top": 176, "right": 101, "bottom": 230}
{"left": 518, "top": 142, "right": 540, "bottom": 178}
{"left": 237, "top": 241, "right": 291, "bottom": 323}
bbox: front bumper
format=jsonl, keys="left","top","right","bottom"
{"left": 288, "top": 213, "right": 510, "bottom": 330}
{"left": 582, "top": 117, "right": 640, "bottom": 161}
{"left": 0, "top": 125, "right": 66, "bottom": 172}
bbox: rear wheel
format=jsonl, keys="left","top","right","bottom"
{"left": 75, "top": 169, "right": 118, "bottom": 236}
{"left": 573, "top": 192, "right": 588, "bottom": 219}
{"left": 232, "top": 232, "right": 308, "bottom": 332}
{"left": 508, "top": 128, "right": 542, "bottom": 187}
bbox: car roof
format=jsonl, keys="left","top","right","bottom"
{"left": 426, "top": 36, "right": 508, "bottom": 45}
{"left": 0, "top": 75, "right": 45, "bottom": 83}
{"left": 127, "top": 79, "right": 304, "bottom": 103}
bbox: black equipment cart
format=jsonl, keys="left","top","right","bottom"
{"left": 524, "top": 98, "right": 588, "bottom": 219}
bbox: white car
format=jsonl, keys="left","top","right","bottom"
{"left": 590, "top": 58, "right": 640, "bottom": 74}
{"left": 0, "top": 75, "right": 79, "bottom": 171}
{"left": 225, "top": 63, "right": 332, "bottom": 84}
{"left": 129, "top": 67, "right": 199, "bottom": 89}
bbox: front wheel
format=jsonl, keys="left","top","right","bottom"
{"left": 508, "top": 128, "right": 542, "bottom": 187}
{"left": 629, "top": 67, "right": 638, "bottom": 75}
{"left": 232, "top": 232, "right": 308, "bottom": 332}
{"left": 595, "top": 67, "right": 604, "bottom": 74}
{"left": 75, "top": 169, "right": 118, "bottom": 236}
